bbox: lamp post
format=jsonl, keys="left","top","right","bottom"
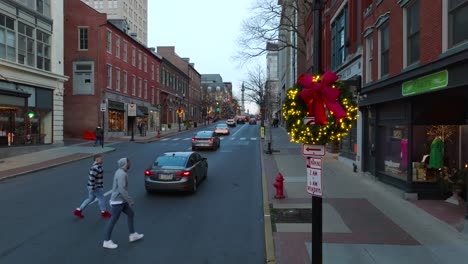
{"left": 100, "top": 99, "right": 107, "bottom": 148}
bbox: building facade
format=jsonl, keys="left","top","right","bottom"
{"left": 64, "top": 0, "right": 160, "bottom": 139}
{"left": 157, "top": 46, "right": 202, "bottom": 126}
{"left": 266, "top": 42, "right": 280, "bottom": 121}
{"left": 81, "top": 0, "right": 147, "bottom": 45}
{"left": 200, "top": 74, "right": 234, "bottom": 120}
{"left": 359, "top": 0, "right": 468, "bottom": 198}
{"left": 0, "top": 0, "right": 67, "bottom": 151}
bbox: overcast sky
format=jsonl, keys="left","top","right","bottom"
{"left": 147, "top": 0, "right": 264, "bottom": 114}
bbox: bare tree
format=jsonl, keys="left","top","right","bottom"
{"left": 242, "top": 64, "right": 267, "bottom": 107}
{"left": 234, "top": 0, "right": 310, "bottom": 63}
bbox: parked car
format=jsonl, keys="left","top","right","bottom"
{"left": 144, "top": 151, "right": 208, "bottom": 194}
{"left": 214, "top": 123, "right": 230, "bottom": 135}
{"left": 192, "top": 131, "right": 220, "bottom": 151}
{"left": 226, "top": 119, "right": 236, "bottom": 127}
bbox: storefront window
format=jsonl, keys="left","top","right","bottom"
{"left": 379, "top": 125, "right": 408, "bottom": 180}
{"left": 108, "top": 110, "right": 124, "bottom": 132}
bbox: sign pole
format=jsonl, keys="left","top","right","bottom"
{"left": 100, "top": 101, "right": 107, "bottom": 148}
{"left": 303, "top": 143, "right": 324, "bottom": 264}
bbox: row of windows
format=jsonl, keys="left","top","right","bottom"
{"left": 0, "top": 13, "right": 51, "bottom": 71}
{"left": 106, "top": 64, "right": 156, "bottom": 101}
{"left": 78, "top": 27, "right": 158, "bottom": 79}
{"left": 333, "top": 0, "right": 468, "bottom": 83}
{"left": 161, "top": 68, "right": 188, "bottom": 95}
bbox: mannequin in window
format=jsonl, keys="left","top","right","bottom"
{"left": 429, "top": 136, "right": 444, "bottom": 169}
{"left": 400, "top": 138, "right": 408, "bottom": 171}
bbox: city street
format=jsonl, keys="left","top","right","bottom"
{"left": 0, "top": 123, "right": 265, "bottom": 264}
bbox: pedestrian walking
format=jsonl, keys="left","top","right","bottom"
{"left": 94, "top": 125, "right": 103, "bottom": 146}
{"left": 73, "top": 154, "right": 112, "bottom": 219}
{"left": 103, "top": 157, "right": 144, "bottom": 249}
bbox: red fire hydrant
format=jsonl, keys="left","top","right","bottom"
{"left": 157, "top": 130, "right": 161, "bottom": 138}
{"left": 273, "top": 173, "right": 285, "bottom": 199}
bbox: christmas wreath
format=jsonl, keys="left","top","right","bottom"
{"left": 282, "top": 71, "right": 358, "bottom": 145}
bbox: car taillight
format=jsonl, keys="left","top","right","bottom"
{"left": 192, "top": 138, "right": 197, "bottom": 142}
{"left": 209, "top": 138, "right": 214, "bottom": 142}
{"left": 175, "top": 171, "right": 191, "bottom": 177}
{"left": 144, "top": 170, "right": 156, "bottom": 176}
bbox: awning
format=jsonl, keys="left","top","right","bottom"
{"left": 108, "top": 100, "right": 125, "bottom": 111}
{"left": 137, "top": 106, "right": 148, "bottom": 117}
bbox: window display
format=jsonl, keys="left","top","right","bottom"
{"left": 108, "top": 110, "right": 124, "bottom": 132}
{"left": 379, "top": 125, "right": 408, "bottom": 180}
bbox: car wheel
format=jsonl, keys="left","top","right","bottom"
{"left": 190, "top": 177, "right": 197, "bottom": 194}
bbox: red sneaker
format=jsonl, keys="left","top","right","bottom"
{"left": 73, "top": 209, "right": 84, "bottom": 218}
{"left": 101, "top": 211, "right": 112, "bottom": 218}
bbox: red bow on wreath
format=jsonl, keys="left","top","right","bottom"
{"left": 297, "top": 71, "right": 348, "bottom": 126}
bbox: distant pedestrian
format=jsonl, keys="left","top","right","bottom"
{"left": 103, "top": 157, "right": 144, "bottom": 249}
{"left": 73, "top": 154, "right": 112, "bottom": 219}
{"left": 94, "top": 125, "right": 103, "bottom": 147}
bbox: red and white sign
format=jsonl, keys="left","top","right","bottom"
{"left": 302, "top": 144, "right": 325, "bottom": 157}
{"left": 306, "top": 157, "right": 322, "bottom": 169}
{"left": 303, "top": 117, "right": 315, "bottom": 126}
{"left": 307, "top": 167, "right": 322, "bottom": 197}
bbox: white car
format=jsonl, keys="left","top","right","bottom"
{"left": 214, "top": 124, "right": 230, "bottom": 135}
{"left": 226, "top": 119, "right": 236, "bottom": 127}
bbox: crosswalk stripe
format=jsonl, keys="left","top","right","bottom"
{"left": 172, "top": 138, "right": 180, "bottom": 141}
{"left": 251, "top": 138, "right": 257, "bottom": 140}
{"left": 240, "top": 137, "right": 246, "bottom": 140}
{"left": 161, "top": 138, "right": 170, "bottom": 141}
{"left": 230, "top": 137, "right": 235, "bottom": 140}
{"left": 183, "top": 138, "right": 191, "bottom": 141}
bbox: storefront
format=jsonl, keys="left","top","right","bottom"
{"left": 0, "top": 83, "right": 53, "bottom": 147}
{"left": 361, "top": 52, "right": 468, "bottom": 199}
{"left": 107, "top": 100, "right": 125, "bottom": 136}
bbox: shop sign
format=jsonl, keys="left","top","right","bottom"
{"left": 100, "top": 103, "right": 107, "bottom": 112}
{"left": 402, "top": 70, "right": 448, "bottom": 96}
{"left": 128, "top": 103, "right": 137, "bottom": 116}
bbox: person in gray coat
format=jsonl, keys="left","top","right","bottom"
{"left": 103, "top": 157, "right": 144, "bottom": 249}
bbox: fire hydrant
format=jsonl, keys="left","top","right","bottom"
{"left": 157, "top": 130, "right": 161, "bottom": 138}
{"left": 273, "top": 173, "right": 285, "bottom": 199}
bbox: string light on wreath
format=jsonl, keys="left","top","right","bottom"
{"left": 282, "top": 71, "right": 358, "bottom": 145}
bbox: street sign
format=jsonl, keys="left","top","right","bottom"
{"left": 307, "top": 157, "right": 322, "bottom": 169}
{"left": 100, "top": 103, "right": 107, "bottom": 112}
{"left": 302, "top": 144, "right": 325, "bottom": 157}
{"left": 307, "top": 167, "right": 322, "bottom": 197}
{"left": 303, "top": 117, "right": 315, "bottom": 125}
{"left": 128, "top": 103, "right": 137, "bottom": 117}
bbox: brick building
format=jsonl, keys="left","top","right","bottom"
{"left": 294, "top": 0, "right": 468, "bottom": 198}
{"left": 358, "top": 0, "right": 468, "bottom": 198}
{"left": 63, "top": 0, "right": 161, "bottom": 139}
{"left": 157, "top": 46, "right": 202, "bottom": 127}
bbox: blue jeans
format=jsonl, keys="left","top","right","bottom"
{"left": 79, "top": 187, "right": 106, "bottom": 212}
{"left": 104, "top": 203, "right": 135, "bottom": 241}
{"left": 94, "top": 136, "right": 102, "bottom": 146}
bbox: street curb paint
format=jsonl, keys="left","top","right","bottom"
{"left": 260, "top": 136, "right": 277, "bottom": 263}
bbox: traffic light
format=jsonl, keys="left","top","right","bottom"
{"left": 216, "top": 107, "right": 220, "bottom": 112}
{"left": 28, "top": 111, "right": 35, "bottom": 118}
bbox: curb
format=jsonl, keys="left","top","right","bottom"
{"left": 0, "top": 148, "right": 116, "bottom": 182}
{"left": 260, "top": 136, "right": 276, "bottom": 263}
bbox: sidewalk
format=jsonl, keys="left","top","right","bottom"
{"left": 260, "top": 125, "right": 468, "bottom": 264}
{"left": 0, "top": 125, "right": 202, "bottom": 181}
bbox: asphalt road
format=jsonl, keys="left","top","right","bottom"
{"left": 0, "top": 122, "right": 265, "bottom": 264}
